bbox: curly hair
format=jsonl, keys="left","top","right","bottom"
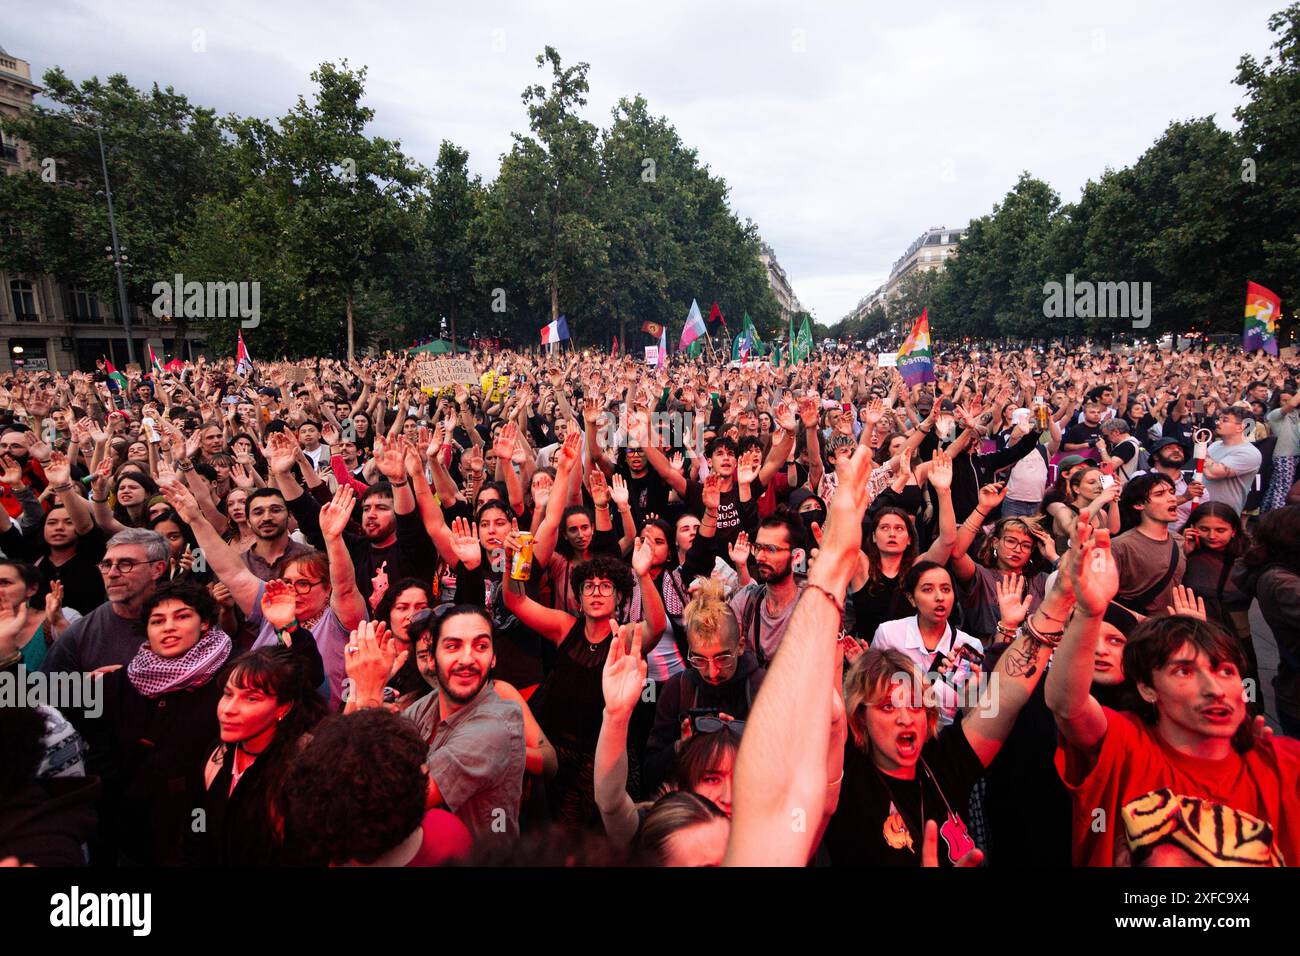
{"left": 571, "top": 554, "right": 635, "bottom": 604}
{"left": 281, "top": 710, "right": 429, "bottom": 866}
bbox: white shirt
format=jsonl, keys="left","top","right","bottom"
{"left": 871, "top": 616, "right": 983, "bottom": 726}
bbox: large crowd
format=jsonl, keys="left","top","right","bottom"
{"left": 1, "top": 340, "right": 1298, "bottom": 868}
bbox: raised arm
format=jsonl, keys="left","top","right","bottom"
{"left": 594, "top": 623, "right": 646, "bottom": 849}
{"left": 950, "top": 482, "right": 1007, "bottom": 584}
{"left": 726, "top": 443, "right": 872, "bottom": 866}
{"left": 159, "top": 477, "right": 263, "bottom": 616}
{"left": 318, "top": 484, "right": 367, "bottom": 632}
{"left": 917, "top": 449, "right": 957, "bottom": 565}
{"left": 501, "top": 545, "right": 575, "bottom": 646}
{"left": 531, "top": 431, "right": 582, "bottom": 568}
{"left": 1045, "top": 523, "right": 1116, "bottom": 754}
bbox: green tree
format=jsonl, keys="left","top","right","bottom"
{"left": 0, "top": 69, "right": 231, "bottom": 337}
{"left": 480, "top": 47, "right": 608, "bottom": 342}
{"left": 1235, "top": 3, "right": 1300, "bottom": 317}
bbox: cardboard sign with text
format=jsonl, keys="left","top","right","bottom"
{"left": 416, "top": 358, "right": 479, "bottom": 389}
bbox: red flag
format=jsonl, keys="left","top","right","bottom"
{"left": 640, "top": 320, "right": 664, "bottom": 338}
{"left": 707, "top": 301, "right": 724, "bottom": 325}
{"left": 611, "top": 335, "right": 619, "bottom": 356}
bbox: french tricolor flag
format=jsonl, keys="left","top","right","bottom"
{"left": 540, "top": 315, "right": 570, "bottom": 344}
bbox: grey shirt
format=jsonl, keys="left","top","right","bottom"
{"left": 39, "top": 602, "right": 145, "bottom": 675}
{"left": 1205, "top": 441, "right": 1262, "bottom": 513}
{"left": 1111, "top": 527, "right": 1185, "bottom": 614}
{"left": 404, "top": 683, "right": 526, "bottom": 846}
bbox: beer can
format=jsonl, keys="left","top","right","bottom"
{"left": 511, "top": 532, "right": 534, "bottom": 581}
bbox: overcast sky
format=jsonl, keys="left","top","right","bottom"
{"left": 4, "top": 0, "right": 1285, "bottom": 324}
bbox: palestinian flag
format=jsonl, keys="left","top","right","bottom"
{"left": 148, "top": 343, "right": 165, "bottom": 375}
{"left": 105, "top": 360, "right": 128, "bottom": 393}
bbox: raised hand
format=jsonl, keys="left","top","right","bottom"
{"left": 630, "top": 535, "right": 653, "bottom": 577}
{"left": 736, "top": 448, "right": 762, "bottom": 486}
{"left": 345, "top": 620, "right": 404, "bottom": 700}
{"left": 1167, "top": 585, "right": 1208, "bottom": 621}
{"left": 728, "top": 530, "right": 752, "bottom": 568}
{"left": 318, "top": 484, "right": 357, "bottom": 539}
{"left": 0, "top": 455, "right": 22, "bottom": 488}
{"left": 369, "top": 561, "right": 390, "bottom": 611}
{"left": 374, "top": 436, "right": 406, "bottom": 481}
{"left": 588, "top": 468, "right": 611, "bottom": 508}
{"left": 606, "top": 473, "right": 629, "bottom": 510}
{"left": 977, "top": 481, "right": 1008, "bottom": 512}
{"left": 44, "top": 580, "right": 68, "bottom": 639}
{"left": 602, "top": 620, "right": 647, "bottom": 720}
{"left": 556, "top": 430, "right": 582, "bottom": 471}
{"left": 701, "top": 473, "right": 721, "bottom": 512}
{"left": 231, "top": 461, "right": 257, "bottom": 489}
{"left": 158, "top": 476, "right": 203, "bottom": 523}
{"left": 1070, "top": 522, "right": 1118, "bottom": 617}
{"left": 995, "top": 572, "right": 1033, "bottom": 629}
{"left": 864, "top": 398, "right": 884, "bottom": 427}
{"left": 798, "top": 395, "right": 820, "bottom": 429}
{"left": 669, "top": 450, "right": 685, "bottom": 472}
{"left": 449, "top": 516, "right": 482, "bottom": 569}
{"left": 261, "top": 578, "right": 299, "bottom": 630}
{"left": 820, "top": 442, "right": 874, "bottom": 563}
{"left": 321, "top": 422, "right": 342, "bottom": 446}
{"left": 774, "top": 400, "right": 797, "bottom": 433}
{"left": 928, "top": 448, "right": 952, "bottom": 492}
{"left": 493, "top": 422, "right": 518, "bottom": 461}
{"left": 266, "top": 431, "right": 299, "bottom": 476}
{"left": 582, "top": 396, "right": 603, "bottom": 427}
{"left": 43, "top": 450, "right": 72, "bottom": 487}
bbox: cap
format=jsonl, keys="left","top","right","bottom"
{"left": 1149, "top": 437, "right": 1183, "bottom": 453}
{"left": 1057, "top": 454, "right": 1090, "bottom": 471}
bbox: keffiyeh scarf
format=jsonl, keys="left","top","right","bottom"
{"left": 127, "top": 628, "right": 233, "bottom": 699}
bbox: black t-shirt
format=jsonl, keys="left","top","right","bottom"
{"left": 37, "top": 526, "right": 108, "bottom": 614}
{"left": 683, "top": 478, "right": 760, "bottom": 546}
{"left": 822, "top": 720, "right": 985, "bottom": 866}
{"left": 1063, "top": 422, "right": 1103, "bottom": 450}
{"left": 617, "top": 463, "right": 670, "bottom": 528}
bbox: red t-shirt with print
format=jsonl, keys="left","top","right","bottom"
{"left": 1055, "top": 706, "right": 1300, "bottom": 866}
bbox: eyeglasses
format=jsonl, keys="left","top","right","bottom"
{"left": 688, "top": 652, "right": 736, "bottom": 671}
{"left": 998, "top": 538, "right": 1034, "bottom": 552}
{"left": 751, "top": 543, "right": 790, "bottom": 555}
{"left": 284, "top": 578, "right": 325, "bottom": 595}
{"left": 581, "top": 580, "right": 615, "bottom": 596}
{"left": 98, "top": 558, "right": 149, "bottom": 574}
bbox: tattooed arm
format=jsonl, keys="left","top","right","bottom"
{"left": 961, "top": 541, "right": 1081, "bottom": 767}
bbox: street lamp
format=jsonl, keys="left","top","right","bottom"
{"left": 95, "top": 126, "right": 136, "bottom": 365}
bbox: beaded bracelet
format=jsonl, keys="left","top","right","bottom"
{"left": 804, "top": 582, "right": 845, "bottom": 619}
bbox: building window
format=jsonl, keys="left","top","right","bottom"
{"left": 70, "top": 288, "right": 103, "bottom": 324}
{"left": 9, "top": 280, "right": 37, "bottom": 322}
{"left": 0, "top": 130, "right": 18, "bottom": 164}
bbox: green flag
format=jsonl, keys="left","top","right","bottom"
{"left": 742, "top": 312, "right": 765, "bottom": 356}
{"left": 793, "top": 317, "right": 813, "bottom": 364}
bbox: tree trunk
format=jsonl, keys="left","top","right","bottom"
{"left": 346, "top": 290, "right": 355, "bottom": 363}
{"left": 449, "top": 301, "right": 459, "bottom": 350}
{"left": 551, "top": 283, "right": 559, "bottom": 323}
